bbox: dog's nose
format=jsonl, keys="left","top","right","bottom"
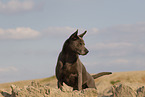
{"left": 85, "top": 49, "right": 89, "bottom": 54}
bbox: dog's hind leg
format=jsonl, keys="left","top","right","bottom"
{"left": 86, "top": 77, "right": 96, "bottom": 89}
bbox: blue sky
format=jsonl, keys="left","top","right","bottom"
{"left": 0, "top": 0, "right": 145, "bottom": 83}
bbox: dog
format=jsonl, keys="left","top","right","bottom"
{"left": 55, "top": 30, "right": 112, "bottom": 90}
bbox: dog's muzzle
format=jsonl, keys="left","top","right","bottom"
{"left": 85, "top": 48, "right": 89, "bottom": 54}
{"left": 80, "top": 48, "right": 89, "bottom": 55}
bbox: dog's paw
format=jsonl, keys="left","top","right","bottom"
{"left": 60, "top": 87, "right": 65, "bottom": 92}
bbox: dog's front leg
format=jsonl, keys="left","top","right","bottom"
{"left": 77, "top": 61, "right": 83, "bottom": 90}
{"left": 57, "top": 81, "right": 63, "bottom": 91}
{"left": 78, "top": 73, "right": 82, "bottom": 90}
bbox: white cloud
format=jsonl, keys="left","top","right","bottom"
{"left": 138, "top": 44, "right": 145, "bottom": 53}
{"left": 0, "top": 27, "right": 40, "bottom": 40}
{"left": 89, "top": 42, "right": 145, "bottom": 57}
{"left": 110, "top": 59, "right": 129, "bottom": 65}
{"left": 87, "top": 22, "right": 145, "bottom": 58}
{"left": 90, "top": 42, "right": 133, "bottom": 50}
{"left": 43, "top": 26, "right": 99, "bottom": 37}
{"left": 0, "top": 0, "right": 42, "bottom": 14}
{"left": 88, "top": 28, "right": 99, "bottom": 35}
{"left": 100, "top": 22, "right": 145, "bottom": 42}
{"left": 133, "top": 60, "right": 145, "bottom": 65}
{"left": 0, "top": 66, "right": 18, "bottom": 73}
{"left": 101, "top": 22, "right": 145, "bottom": 33}
{"left": 44, "top": 26, "right": 76, "bottom": 36}
{"left": 83, "top": 59, "right": 129, "bottom": 67}
{"left": 114, "top": 22, "right": 145, "bottom": 33}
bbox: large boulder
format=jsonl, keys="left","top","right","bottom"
{"left": 111, "top": 84, "right": 136, "bottom": 97}
{"left": 10, "top": 81, "right": 98, "bottom": 97}
{"left": 11, "top": 81, "right": 50, "bottom": 97}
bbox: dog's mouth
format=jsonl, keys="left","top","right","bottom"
{"left": 79, "top": 53, "right": 88, "bottom": 56}
{"left": 78, "top": 50, "right": 89, "bottom": 56}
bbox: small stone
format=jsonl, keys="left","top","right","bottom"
{"left": 137, "top": 86, "right": 145, "bottom": 97}
{"left": 82, "top": 88, "right": 98, "bottom": 97}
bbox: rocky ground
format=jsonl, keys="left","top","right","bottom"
{"left": 0, "top": 71, "right": 145, "bottom": 97}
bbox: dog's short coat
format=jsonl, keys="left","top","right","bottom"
{"left": 55, "top": 30, "right": 112, "bottom": 90}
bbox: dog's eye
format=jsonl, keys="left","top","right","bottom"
{"left": 80, "top": 43, "right": 82, "bottom": 45}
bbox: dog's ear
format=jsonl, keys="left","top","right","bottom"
{"left": 69, "top": 29, "right": 79, "bottom": 40}
{"left": 79, "top": 30, "right": 87, "bottom": 38}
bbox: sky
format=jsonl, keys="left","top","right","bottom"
{"left": 0, "top": 0, "right": 145, "bottom": 83}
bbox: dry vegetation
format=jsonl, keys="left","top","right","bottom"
{"left": 0, "top": 71, "right": 145, "bottom": 97}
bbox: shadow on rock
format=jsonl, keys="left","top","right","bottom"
{"left": 0, "top": 91, "right": 11, "bottom": 97}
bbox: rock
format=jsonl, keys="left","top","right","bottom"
{"left": 0, "top": 90, "right": 11, "bottom": 97}
{"left": 82, "top": 88, "right": 98, "bottom": 97}
{"left": 10, "top": 81, "right": 50, "bottom": 97}
{"left": 137, "top": 86, "right": 145, "bottom": 97}
{"left": 31, "top": 81, "right": 41, "bottom": 88}
{"left": 48, "top": 88, "right": 97, "bottom": 97}
{"left": 6, "top": 81, "right": 145, "bottom": 97}
{"left": 111, "top": 84, "right": 136, "bottom": 97}
{"left": 11, "top": 84, "right": 21, "bottom": 97}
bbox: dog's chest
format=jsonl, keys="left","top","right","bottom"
{"left": 62, "top": 62, "right": 78, "bottom": 74}
{"left": 61, "top": 62, "right": 78, "bottom": 86}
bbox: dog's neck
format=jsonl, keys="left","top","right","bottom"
{"left": 61, "top": 39, "right": 79, "bottom": 64}
{"left": 62, "top": 50, "right": 78, "bottom": 64}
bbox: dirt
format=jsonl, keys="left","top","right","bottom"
{"left": 0, "top": 70, "right": 145, "bottom": 97}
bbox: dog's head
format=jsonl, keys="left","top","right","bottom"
{"left": 66, "top": 30, "right": 89, "bottom": 55}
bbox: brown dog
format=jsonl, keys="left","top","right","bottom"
{"left": 55, "top": 30, "right": 112, "bottom": 90}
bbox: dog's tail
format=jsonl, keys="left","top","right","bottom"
{"left": 92, "top": 72, "right": 112, "bottom": 79}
